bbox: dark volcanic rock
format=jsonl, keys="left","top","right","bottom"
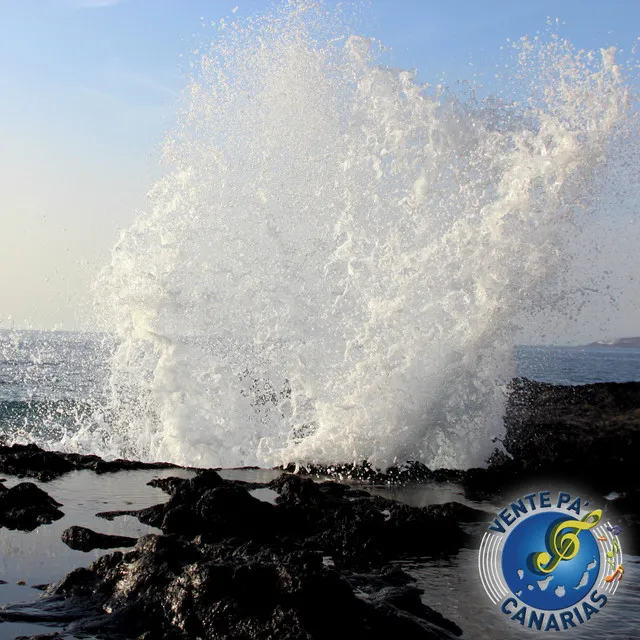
{"left": 34, "top": 536, "right": 461, "bottom": 640}
{"left": 0, "top": 482, "right": 64, "bottom": 531}
{"left": 147, "top": 474, "right": 193, "bottom": 495}
{"left": 489, "top": 378, "right": 640, "bottom": 492}
{"left": 397, "top": 378, "right": 640, "bottom": 504}
{"left": 136, "top": 470, "right": 280, "bottom": 540}
{"left": 247, "top": 475, "right": 479, "bottom": 569}
{"left": 270, "top": 474, "right": 470, "bottom": 567}
{"left": 419, "top": 378, "right": 640, "bottom": 552}
{"left": 6, "top": 472, "right": 471, "bottom": 639}
{"left": 61, "top": 526, "right": 137, "bottom": 552}
{"left": 0, "top": 443, "right": 179, "bottom": 482}
{"left": 16, "top": 377, "right": 640, "bottom": 637}
{"left": 95, "top": 508, "right": 139, "bottom": 522}
{"left": 281, "top": 460, "right": 436, "bottom": 484}
{"left": 0, "top": 444, "right": 75, "bottom": 482}
{"left": 451, "top": 378, "right": 640, "bottom": 549}
{"left": 60, "top": 452, "right": 178, "bottom": 475}
{"left": 99, "top": 472, "right": 470, "bottom": 568}
{"left": 287, "top": 379, "right": 640, "bottom": 498}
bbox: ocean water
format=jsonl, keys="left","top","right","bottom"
{"left": 1, "top": 330, "right": 639, "bottom": 458}
{"left": 1, "top": 329, "right": 639, "bottom": 638}
{"left": 515, "top": 345, "right": 640, "bottom": 385}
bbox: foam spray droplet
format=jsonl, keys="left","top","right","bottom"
{"left": 75, "top": 3, "right": 635, "bottom": 470}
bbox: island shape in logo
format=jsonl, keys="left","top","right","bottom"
{"left": 478, "top": 490, "right": 624, "bottom": 632}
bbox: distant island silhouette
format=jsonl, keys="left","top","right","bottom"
{"left": 585, "top": 337, "right": 640, "bottom": 348}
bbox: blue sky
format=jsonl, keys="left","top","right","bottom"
{"left": 1, "top": 0, "right": 639, "bottom": 336}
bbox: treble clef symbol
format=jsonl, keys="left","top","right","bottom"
{"left": 532, "top": 509, "right": 602, "bottom": 574}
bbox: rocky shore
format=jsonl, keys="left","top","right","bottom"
{"left": 0, "top": 377, "right": 638, "bottom": 639}
{"left": 0, "top": 455, "right": 477, "bottom": 639}
{"left": 284, "top": 378, "right": 640, "bottom": 514}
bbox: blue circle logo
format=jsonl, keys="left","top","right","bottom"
{"left": 502, "top": 511, "right": 600, "bottom": 610}
{"left": 478, "top": 490, "right": 624, "bottom": 632}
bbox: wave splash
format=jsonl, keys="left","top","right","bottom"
{"left": 69, "top": 3, "right": 632, "bottom": 469}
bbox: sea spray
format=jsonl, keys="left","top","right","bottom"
{"left": 67, "top": 3, "right": 634, "bottom": 469}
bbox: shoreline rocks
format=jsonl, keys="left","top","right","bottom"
{"left": 5, "top": 470, "right": 474, "bottom": 639}
{"left": 0, "top": 481, "right": 64, "bottom": 531}
{"left": 61, "top": 526, "right": 137, "bottom": 552}
{"left": 1, "top": 378, "right": 638, "bottom": 493}
{"left": 44, "top": 537, "right": 463, "bottom": 640}
{"left": 95, "top": 471, "right": 475, "bottom": 570}
{"left": 1, "top": 377, "right": 639, "bottom": 637}
{"left": 498, "top": 377, "right": 640, "bottom": 489}
{"left": 0, "top": 443, "right": 180, "bottom": 482}
{"left": 287, "top": 379, "right": 640, "bottom": 491}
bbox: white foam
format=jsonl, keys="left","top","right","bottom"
{"left": 68, "top": 3, "right": 634, "bottom": 470}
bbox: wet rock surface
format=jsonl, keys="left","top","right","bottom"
{"left": 296, "top": 379, "right": 640, "bottom": 497}
{"left": 0, "top": 443, "right": 179, "bottom": 482}
{"left": 455, "top": 379, "right": 640, "bottom": 550}
{"left": 61, "top": 526, "right": 137, "bottom": 552}
{"left": 4, "top": 378, "right": 638, "bottom": 493}
{"left": 0, "top": 445, "right": 75, "bottom": 482}
{"left": 496, "top": 377, "right": 640, "bottom": 490}
{"left": 0, "top": 481, "right": 64, "bottom": 531}
{"left": 95, "top": 471, "right": 472, "bottom": 569}
{"left": 2, "top": 378, "right": 640, "bottom": 637}
{"left": 469, "top": 379, "right": 640, "bottom": 557}
{"left": 3, "top": 469, "right": 474, "bottom": 639}
{"left": 41, "top": 535, "right": 463, "bottom": 640}
{"left": 284, "top": 378, "right": 640, "bottom": 548}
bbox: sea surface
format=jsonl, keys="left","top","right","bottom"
{"left": 0, "top": 329, "right": 639, "bottom": 638}
{"left": 515, "top": 344, "right": 640, "bottom": 386}
{"left": 2, "top": 331, "right": 640, "bottom": 403}
{"left": 1, "top": 330, "right": 639, "bottom": 445}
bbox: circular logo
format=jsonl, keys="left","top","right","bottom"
{"left": 478, "top": 490, "right": 624, "bottom": 632}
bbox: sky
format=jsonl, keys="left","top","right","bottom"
{"left": 0, "top": 0, "right": 639, "bottom": 342}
